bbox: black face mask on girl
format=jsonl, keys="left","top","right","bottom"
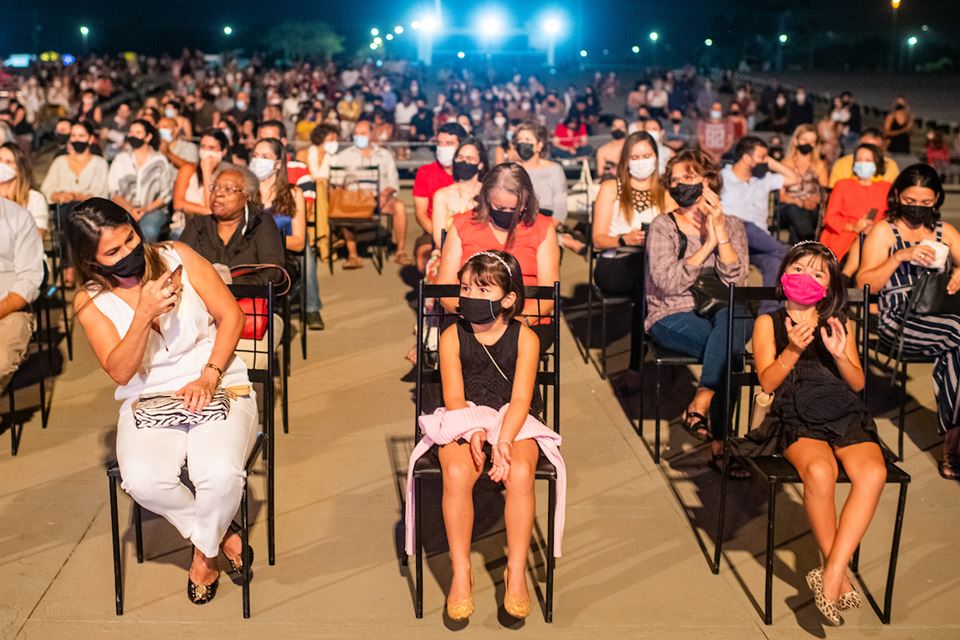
{"left": 669, "top": 182, "right": 703, "bottom": 208}
{"left": 127, "top": 136, "right": 146, "bottom": 149}
{"left": 488, "top": 208, "right": 516, "bottom": 230}
{"left": 458, "top": 296, "right": 502, "bottom": 324}
{"left": 515, "top": 142, "right": 536, "bottom": 161}
{"left": 899, "top": 203, "right": 938, "bottom": 228}
{"left": 97, "top": 241, "right": 146, "bottom": 279}
{"left": 452, "top": 160, "right": 480, "bottom": 182}
{"left": 70, "top": 141, "right": 89, "bottom": 153}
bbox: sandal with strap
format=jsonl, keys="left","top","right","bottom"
{"left": 939, "top": 454, "right": 960, "bottom": 480}
{"left": 681, "top": 410, "right": 712, "bottom": 442}
{"left": 708, "top": 451, "right": 751, "bottom": 480}
{"left": 343, "top": 257, "right": 364, "bottom": 270}
{"left": 222, "top": 521, "right": 255, "bottom": 576}
{"left": 394, "top": 251, "right": 413, "bottom": 266}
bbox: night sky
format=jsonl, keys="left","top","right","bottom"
{"left": 1, "top": 0, "right": 957, "bottom": 62}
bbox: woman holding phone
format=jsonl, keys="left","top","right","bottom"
{"left": 68, "top": 197, "right": 257, "bottom": 606}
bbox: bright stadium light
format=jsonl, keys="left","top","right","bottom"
{"left": 223, "top": 25, "right": 233, "bottom": 35}
{"left": 373, "top": 36, "right": 383, "bottom": 44}
{"left": 79, "top": 25, "right": 90, "bottom": 36}
{"left": 476, "top": 9, "right": 508, "bottom": 40}
{"left": 907, "top": 35, "right": 918, "bottom": 46}
{"left": 778, "top": 33, "right": 789, "bottom": 44}
{"left": 371, "top": 27, "right": 380, "bottom": 36}
{"left": 631, "top": 45, "right": 640, "bottom": 54}
{"left": 420, "top": 14, "right": 440, "bottom": 33}
{"left": 649, "top": 31, "right": 659, "bottom": 42}
{"left": 457, "top": 51, "right": 466, "bottom": 59}
{"left": 538, "top": 11, "right": 567, "bottom": 67}
{"left": 891, "top": 0, "right": 901, "bottom": 9}
{"left": 579, "top": 49, "right": 588, "bottom": 58}
{"left": 542, "top": 15, "right": 563, "bottom": 36}
{"left": 704, "top": 38, "right": 713, "bottom": 47}
{"left": 386, "top": 33, "right": 394, "bottom": 40}
{"left": 410, "top": 20, "right": 422, "bottom": 30}
{"left": 394, "top": 25, "right": 404, "bottom": 34}
{"left": 370, "top": 42, "right": 379, "bottom": 50}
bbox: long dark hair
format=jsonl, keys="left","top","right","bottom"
{"left": 886, "top": 163, "right": 945, "bottom": 230}
{"left": 457, "top": 250, "right": 525, "bottom": 321}
{"left": 615, "top": 131, "right": 662, "bottom": 223}
{"left": 67, "top": 197, "right": 169, "bottom": 292}
{"left": 473, "top": 163, "right": 539, "bottom": 246}
{"left": 130, "top": 119, "right": 160, "bottom": 151}
{"left": 256, "top": 137, "right": 296, "bottom": 217}
{"left": 454, "top": 136, "right": 490, "bottom": 181}
{"left": 774, "top": 242, "right": 848, "bottom": 323}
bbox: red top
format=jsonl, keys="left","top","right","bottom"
{"left": 413, "top": 161, "right": 454, "bottom": 220}
{"left": 819, "top": 178, "right": 891, "bottom": 259}
{"left": 453, "top": 212, "right": 553, "bottom": 287}
{"left": 554, "top": 123, "right": 587, "bottom": 150}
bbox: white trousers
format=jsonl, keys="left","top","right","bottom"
{"left": 116, "top": 393, "right": 258, "bottom": 558}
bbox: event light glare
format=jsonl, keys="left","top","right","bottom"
{"left": 891, "top": 0, "right": 902, "bottom": 9}
{"left": 457, "top": 51, "right": 466, "bottom": 59}
{"left": 649, "top": 31, "right": 659, "bottom": 42}
{"left": 476, "top": 9, "right": 507, "bottom": 40}
{"left": 373, "top": 36, "right": 383, "bottom": 44}
{"left": 410, "top": 20, "right": 421, "bottom": 30}
{"left": 394, "top": 25, "right": 404, "bottom": 34}
{"left": 420, "top": 15, "right": 440, "bottom": 33}
{"left": 579, "top": 49, "right": 588, "bottom": 58}
{"left": 778, "top": 33, "right": 789, "bottom": 44}
{"left": 385, "top": 33, "right": 394, "bottom": 40}
{"left": 704, "top": 38, "right": 714, "bottom": 47}
{"left": 371, "top": 27, "right": 380, "bottom": 36}
{"left": 541, "top": 15, "right": 563, "bottom": 37}
{"left": 223, "top": 25, "right": 233, "bottom": 35}
{"left": 907, "top": 35, "right": 918, "bottom": 46}
{"left": 79, "top": 25, "right": 90, "bottom": 36}
{"left": 370, "top": 42, "right": 379, "bottom": 50}
{"left": 631, "top": 45, "right": 640, "bottom": 54}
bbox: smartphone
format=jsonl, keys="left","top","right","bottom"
{"left": 866, "top": 207, "right": 879, "bottom": 221}
{"left": 641, "top": 222, "right": 651, "bottom": 233}
{"left": 165, "top": 265, "right": 183, "bottom": 292}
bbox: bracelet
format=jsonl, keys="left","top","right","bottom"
{"left": 498, "top": 440, "right": 513, "bottom": 447}
{"left": 776, "top": 355, "right": 791, "bottom": 370}
{"left": 717, "top": 238, "right": 731, "bottom": 245}
{"left": 203, "top": 362, "right": 224, "bottom": 383}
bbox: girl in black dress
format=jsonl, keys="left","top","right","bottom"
{"left": 438, "top": 250, "right": 542, "bottom": 621}
{"left": 744, "top": 241, "right": 889, "bottom": 626}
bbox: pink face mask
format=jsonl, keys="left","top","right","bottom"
{"left": 780, "top": 272, "right": 826, "bottom": 305}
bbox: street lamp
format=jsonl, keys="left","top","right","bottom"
{"left": 457, "top": 51, "right": 466, "bottom": 59}
{"left": 579, "top": 49, "right": 588, "bottom": 58}
{"left": 540, "top": 12, "right": 566, "bottom": 68}
{"left": 648, "top": 31, "right": 659, "bottom": 42}
{"left": 778, "top": 33, "right": 789, "bottom": 44}
{"left": 704, "top": 38, "right": 713, "bottom": 47}
{"left": 906, "top": 35, "right": 918, "bottom": 46}
{"left": 79, "top": 25, "right": 90, "bottom": 53}
{"left": 891, "top": 0, "right": 901, "bottom": 8}
{"left": 223, "top": 25, "right": 233, "bottom": 36}
{"left": 631, "top": 45, "right": 640, "bottom": 54}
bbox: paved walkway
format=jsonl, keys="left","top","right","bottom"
{"left": 1, "top": 218, "right": 959, "bottom": 639}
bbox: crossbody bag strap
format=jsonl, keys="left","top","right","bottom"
{"left": 229, "top": 263, "right": 292, "bottom": 296}
{"left": 479, "top": 341, "right": 511, "bottom": 384}
{"left": 667, "top": 212, "right": 687, "bottom": 260}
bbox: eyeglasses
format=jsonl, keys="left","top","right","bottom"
{"left": 208, "top": 184, "right": 244, "bottom": 194}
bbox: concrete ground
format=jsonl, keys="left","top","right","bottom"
{"left": 1, "top": 213, "right": 959, "bottom": 640}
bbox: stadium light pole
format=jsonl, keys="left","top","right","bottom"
{"left": 541, "top": 13, "right": 565, "bottom": 68}
{"left": 648, "top": 31, "right": 659, "bottom": 65}
{"left": 416, "top": 13, "right": 440, "bottom": 66}
{"left": 80, "top": 25, "right": 90, "bottom": 53}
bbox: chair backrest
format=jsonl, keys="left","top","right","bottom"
{"left": 328, "top": 165, "right": 381, "bottom": 196}
{"left": 228, "top": 282, "right": 276, "bottom": 385}
{"left": 721, "top": 283, "right": 871, "bottom": 440}
{"left": 414, "top": 281, "right": 562, "bottom": 443}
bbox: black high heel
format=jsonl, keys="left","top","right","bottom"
{"left": 223, "top": 521, "right": 254, "bottom": 575}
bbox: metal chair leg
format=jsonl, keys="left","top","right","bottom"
{"left": 897, "top": 362, "right": 907, "bottom": 461}
{"left": 545, "top": 479, "right": 556, "bottom": 623}
{"left": 414, "top": 477, "right": 423, "bottom": 618}
{"left": 653, "top": 364, "right": 662, "bottom": 464}
{"left": 133, "top": 503, "right": 144, "bottom": 563}
{"left": 242, "top": 483, "right": 251, "bottom": 619}
{"left": 281, "top": 353, "right": 290, "bottom": 435}
{"left": 108, "top": 474, "right": 124, "bottom": 615}
{"left": 711, "top": 446, "right": 732, "bottom": 574}
{"left": 764, "top": 481, "right": 778, "bottom": 625}
{"left": 599, "top": 299, "right": 608, "bottom": 380}
{"left": 584, "top": 285, "right": 593, "bottom": 364}
{"left": 9, "top": 387, "right": 20, "bottom": 456}
{"left": 881, "top": 484, "right": 909, "bottom": 624}
{"left": 39, "top": 375, "right": 48, "bottom": 429}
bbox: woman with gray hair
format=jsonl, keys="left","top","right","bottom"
{"left": 179, "top": 163, "right": 286, "bottom": 286}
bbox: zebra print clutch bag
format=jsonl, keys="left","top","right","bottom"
{"left": 132, "top": 389, "right": 231, "bottom": 429}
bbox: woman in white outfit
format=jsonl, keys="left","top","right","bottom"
{"left": 69, "top": 197, "right": 257, "bottom": 606}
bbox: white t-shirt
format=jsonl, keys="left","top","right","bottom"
{"left": 26, "top": 189, "right": 49, "bottom": 231}
{"left": 394, "top": 102, "right": 418, "bottom": 126}
{"left": 720, "top": 165, "right": 784, "bottom": 231}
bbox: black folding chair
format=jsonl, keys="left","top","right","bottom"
{"left": 711, "top": 284, "right": 910, "bottom": 625}
{"left": 229, "top": 282, "right": 279, "bottom": 565}
{"left": 327, "top": 166, "right": 389, "bottom": 274}
{"left": 48, "top": 203, "right": 74, "bottom": 360}
{"left": 406, "top": 281, "right": 561, "bottom": 622}
{"left": 5, "top": 267, "right": 59, "bottom": 455}
{"left": 106, "top": 433, "right": 265, "bottom": 618}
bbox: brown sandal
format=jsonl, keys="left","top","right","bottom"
{"left": 343, "top": 257, "right": 364, "bottom": 270}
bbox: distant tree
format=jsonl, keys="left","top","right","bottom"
{"left": 262, "top": 21, "right": 343, "bottom": 59}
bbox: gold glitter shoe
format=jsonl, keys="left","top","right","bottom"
{"left": 503, "top": 568, "right": 531, "bottom": 619}
{"left": 446, "top": 575, "right": 474, "bottom": 620}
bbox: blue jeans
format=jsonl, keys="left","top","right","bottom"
{"left": 138, "top": 208, "right": 171, "bottom": 243}
{"left": 305, "top": 244, "right": 322, "bottom": 312}
{"left": 649, "top": 310, "right": 753, "bottom": 440}
{"left": 551, "top": 145, "right": 594, "bottom": 159}
{"left": 742, "top": 221, "right": 789, "bottom": 288}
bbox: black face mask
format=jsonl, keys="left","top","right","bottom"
{"left": 610, "top": 129, "right": 626, "bottom": 140}
{"left": 452, "top": 160, "right": 480, "bottom": 182}
{"left": 70, "top": 140, "right": 89, "bottom": 153}
{"left": 899, "top": 204, "right": 937, "bottom": 228}
{"left": 751, "top": 162, "right": 769, "bottom": 179}
{"left": 127, "top": 136, "right": 146, "bottom": 149}
{"left": 669, "top": 182, "right": 703, "bottom": 208}
{"left": 769, "top": 146, "right": 784, "bottom": 160}
{"left": 671, "top": 117, "right": 683, "bottom": 124}
{"left": 489, "top": 208, "right": 516, "bottom": 230}
{"left": 515, "top": 142, "right": 536, "bottom": 161}
{"left": 458, "top": 296, "right": 502, "bottom": 324}
{"left": 97, "top": 241, "right": 146, "bottom": 279}
{"left": 55, "top": 133, "right": 70, "bottom": 145}
{"left": 796, "top": 143, "right": 813, "bottom": 156}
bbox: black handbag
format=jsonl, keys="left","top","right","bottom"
{"left": 909, "top": 269, "right": 960, "bottom": 315}
{"left": 668, "top": 213, "right": 727, "bottom": 318}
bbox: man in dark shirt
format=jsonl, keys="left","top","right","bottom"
{"left": 179, "top": 163, "right": 286, "bottom": 286}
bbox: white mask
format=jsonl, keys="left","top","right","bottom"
{"left": 0, "top": 163, "right": 15, "bottom": 183}
{"left": 164, "top": 107, "right": 176, "bottom": 119}
{"left": 628, "top": 157, "right": 657, "bottom": 180}
{"left": 322, "top": 140, "right": 339, "bottom": 155}
{"left": 353, "top": 135, "right": 370, "bottom": 149}
{"left": 710, "top": 110, "right": 723, "bottom": 119}
{"left": 436, "top": 145, "right": 456, "bottom": 167}
{"left": 249, "top": 157, "right": 277, "bottom": 180}
{"left": 494, "top": 116, "right": 506, "bottom": 127}
{"left": 199, "top": 149, "right": 221, "bottom": 161}
{"left": 159, "top": 128, "right": 174, "bottom": 143}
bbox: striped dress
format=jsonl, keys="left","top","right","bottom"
{"left": 878, "top": 222, "right": 960, "bottom": 433}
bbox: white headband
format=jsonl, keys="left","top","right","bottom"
{"left": 793, "top": 240, "right": 836, "bottom": 261}
{"left": 467, "top": 250, "right": 512, "bottom": 277}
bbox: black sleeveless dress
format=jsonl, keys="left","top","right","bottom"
{"left": 456, "top": 319, "right": 543, "bottom": 418}
{"left": 738, "top": 308, "right": 888, "bottom": 457}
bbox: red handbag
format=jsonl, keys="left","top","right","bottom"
{"left": 228, "top": 264, "right": 291, "bottom": 341}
